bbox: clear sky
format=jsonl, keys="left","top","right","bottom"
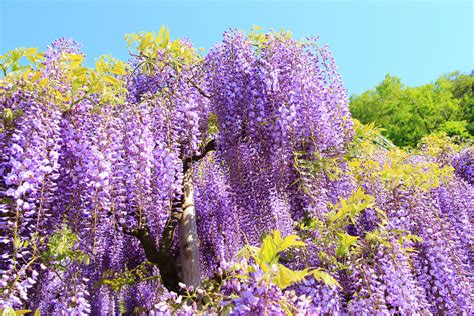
{"left": 0, "top": 0, "right": 472, "bottom": 95}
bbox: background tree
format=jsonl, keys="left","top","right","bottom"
{"left": 446, "top": 71, "right": 474, "bottom": 134}
{"left": 350, "top": 72, "right": 473, "bottom": 147}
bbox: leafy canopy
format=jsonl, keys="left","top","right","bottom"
{"left": 350, "top": 72, "right": 473, "bottom": 147}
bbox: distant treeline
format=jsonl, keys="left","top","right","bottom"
{"left": 350, "top": 71, "right": 473, "bottom": 147}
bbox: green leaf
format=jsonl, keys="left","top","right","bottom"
{"left": 0, "top": 309, "right": 32, "bottom": 316}
{"left": 3, "top": 108, "right": 13, "bottom": 123}
{"left": 25, "top": 47, "right": 38, "bottom": 56}
{"left": 31, "top": 71, "right": 42, "bottom": 82}
{"left": 95, "top": 59, "right": 105, "bottom": 73}
{"left": 273, "top": 230, "right": 282, "bottom": 243}
{"left": 277, "top": 235, "right": 305, "bottom": 252}
{"left": 125, "top": 33, "right": 135, "bottom": 48}
{"left": 312, "top": 269, "right": 342, "bottom": 288}
{"left": 258, "top": 234, "right": 277, "bottom": 264}
{"left": 329, "top": 202, "right": 348, "bottom": 222}
{"left": 157, "top": 26, "right": 165, "bottom": 42}
{"left": 138, "top": 33, "right": 153, "bottom": 52}
{"left": 26, "top": 54, "right": 39, "bottom": 64}
{"left": 336, "top": 233, "right": 359, "bottom": 257}
{"left": 274, "top": 264, "right": 309, "bottom": 289}
{"left": 405, "top": 234, "right": 423, "bottom": 243}
{"left": 110, "top": 62, "right": 126, "bottom": 75}
{"left": 278, "top": 301, "right": 293, "bottom": 316}
{"left": 234, "top": 244, "right": 258, "bottom": 260}
{"left": 69, "top": 54, "right": 84, "bottom": 68}
{"left": 1, "top": 307, "right": 16, "bottom": 316}
{"left": 103, "top": 75, "right": 120, "bottom": 86}
{"left": 161, "top": 27, "right": 170, "bottom": 48}
{"left": 39, "top": 78, "right": 49, "bottom": 88}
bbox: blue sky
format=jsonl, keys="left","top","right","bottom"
{"left": 0, "top": 0, "right": 472, "bottom": 94}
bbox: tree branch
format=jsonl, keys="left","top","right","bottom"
{"left": 183, "top": 139, "right": 216, "bottom": 173}
{"left": 186, "top": 78, "right": 211, "bottom": 99}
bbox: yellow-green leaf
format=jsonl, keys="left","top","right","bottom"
{"left": 161, "top": 27, "right": 170, "bottom": 48}
{"left": 54, "top": 90, "right": 63, "bottom": 101}
{"left": 26, "top": 56, "right": 35, "bottom": 64}
{"left": 277, "top": 235, "right": 305, "bottom": 252}
{"left": 139, "top": 33, "right": 153, "bottom": 51}
{"left": 70, "top": 54, "right": 84, "bottom": 68}
{"left": 157, "top": 26, "right": 165, "bottom": 43}
{"left": 234, "top": 244, "right": 258, "bottom": 260}
{"left": 3, "top": 108, "right": 14, "bottom": 123}
{"left": 25, "top": 47, "right": 38, "bottom": 56}
{"left": 95, "top": 59, "right": 105, "bottom": 73}
{"left": 72, "top": 67, "right": 88, "bottom": 77}
{"left": 110, "top": 62, "right": 126, "bottom": 75}
{"left": 258, "top": 234, "right": 277, "bottom": 264}
{"left": 1, "top": 307, "right": 16, "bottom": 316}
{"left": 39, "top": 78, "right": 49, "bottom": 88}
{"left": 103, "top": 75, "right": 120, "bottom": 86}
{"left": 125, "top": 34, "right": 134, "bottom": 48}
{"left": 22, "top": 68, "right": 31, "bottom": 80}
{"left": 274, "top": 264, "right": 308, "bottom": 289}
{"left": 312, "top": 269, "right": 341, "bottom": 288}
{"left": 336, "top": 233, "right": 359, "bottom": 257}
{"left": 31, "top": 71, "right": 42, "bottom": 82}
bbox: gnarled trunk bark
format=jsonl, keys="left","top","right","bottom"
{"left": 133, "top": 223, "right": 180, "bottom": 292}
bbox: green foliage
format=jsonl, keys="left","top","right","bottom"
{"left": 327, "top": 187, "right": 382, "bottom": 226}
{"left": 348, "top": 147, "right": 454, "bottom": 193}
{"left": 449, "top": 72, "right": 474, "bottom": 134}
{"left": 417, "top": 132, "right": 463, "bottom": 160}
{"left": 235, "top": 230, "right": 340, "bottom": 289}
{"left": 248, "top": 25, "right": 269, "bottom": 48}
{"left": 294, "top": 151, "right": 345, "bottom": 183}
{"left": 322, "top": 188, "right": 388, "bottom": 260}
{"left": 97, "top": 261, "right": 159, "bottom": 292}
{"left": 207, "top": 112, "right": 219, "bottom": 136}
{"left": 164, "top": 230, "right": 339, "bottom": 314}
{"left": 298, "top": 186, "right": 423, "bottom": 289}
{"left": 1, "top": 107, "right": 23, "bottom": 132}
{"left": 438, "top": 120, "right": 470, "bottom": 138}
{"left": 386, "top": 150, "right": 453, "bottom": 190}
{"left": 0, "top": 47, "right": 128, "bottom": 115}
{"left": 65, "top": 53, "right": 128, "bottom": 109}
{"left": 0, "top": 307, "right": 40, "bottom": 315}
{"left": 273, "top": 264, "right": 309, "bottom": 290}
{"left": 350, "top": 72, "right": 474, "bottom": 147}
{"left": 125, "top": 26, "right": 201, "bottom": 72}
{"left": 0, "top": 47, "right": 43, "bottom": 76}
{"left": 1, "top": 26, "right": 200, "bottom": 118}
{"left": 247, "top": 25, "right": 293, "bottom": 51}
{"left": 349, "top": 119, "right": 395, "bottom": 156}
{"left": 41, "top": 225, "right": 89, "bottom": 271}
{"left": 335, "top": 233, "right": 360, "bottom": 258}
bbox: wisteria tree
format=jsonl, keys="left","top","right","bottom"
{"left": 0, "top": 28, "right": 472, "bottom": 315}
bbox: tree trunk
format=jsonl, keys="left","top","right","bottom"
{"left": 178, "top": 166, "right": 201, "bottom": 287}
{"left": 135, "top": 225, "right": 180, "bottom": 292}
{"left": 129, "top": 140, "right": 215, "bottom": 291}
